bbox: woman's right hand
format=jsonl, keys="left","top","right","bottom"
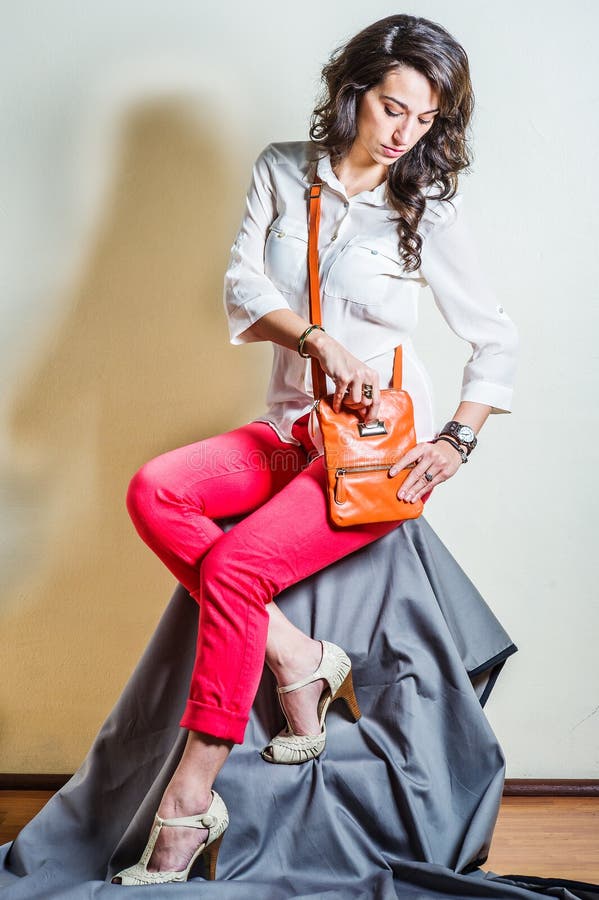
{"left": 240, "top": 309, "right": 381, "bottom": 422}
{"left": 306, "top": 330, "right": 381, "bottom": 422}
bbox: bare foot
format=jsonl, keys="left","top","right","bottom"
{"left": 111, "top": 792, "right": 213, "bottom": 881}
{"left": 272, "top": 640, "right": 327, "bottom": 735}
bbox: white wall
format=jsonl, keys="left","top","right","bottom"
{"left": 1, "top": 0, "right": 597, "bottom": 774}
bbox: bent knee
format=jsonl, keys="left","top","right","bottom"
{"left": 125, "top": 459, "right": 166, "bottom": 526}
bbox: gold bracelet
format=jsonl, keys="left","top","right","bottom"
{"left": 297, "top": 324, "right": 325, "bottom": 358}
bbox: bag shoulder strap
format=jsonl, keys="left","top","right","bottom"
{"left": 307, "top": 177, "right": 403, "bottom": 397}
{"left": 308, "top": 182, "right": 327, "bottom": 399}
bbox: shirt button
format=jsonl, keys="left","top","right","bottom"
{"left": 277, "top": 232, "right": 285, "bottom": 239}
{"left": 370, "top": 249, "right": 378, "bottom": 255}
{"left": 497, "top": 304, "right": 504, "bottom": 314}
{"left": 331, "top": 233, "right": 338, "bottom": 241}
{"left": 344, "top": 201, "right": 349, "bottom": 208}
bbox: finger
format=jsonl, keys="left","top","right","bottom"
{"left": 399, "top": 466, "right": 442, "bottom": 502}
{"left": 357, "top": 400, "right": 376, "bottom": 424}
{"left": 400, "top": 473, "right": 441, "bottom": 504}
{"left": 369, "top": 381, "right": 381, "bottom": 421}
{"left": 388, "top": 445, "right": 424, "bottom": 477}
{"left": 342, "top": 392, "right": 364, "bottom": 406}
{"left": 363, "top": 393, "right": 379, "bottom": 423}
{"left": 349, "top": 378, "right": 363, "bottom": 407}
{"left": 360, "top": 372, "right": 379, "bottom": 421}
{"left": 333, "top": 381, "right": 350, "bottom": 413}
{"left": 341, "top": 398, "right": 365, "bottom": 417}
{"left": 348, "top": 403, "right": 376, "bottom": 427}
{"left": 393, "top": 448, "right": 439, "bottom": 497}
{"left": 370, "top": 390, "right": 381, "bottom": 419}
{"left": 398, "top": 455, "right": 440, "bottom": 498}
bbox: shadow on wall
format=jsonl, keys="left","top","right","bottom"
{"left": 0, "top": 98, "right": 269, "bottom": 772}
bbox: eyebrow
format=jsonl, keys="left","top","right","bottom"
{"left": 381, "top": 94, "right": 440, "bottom": 115}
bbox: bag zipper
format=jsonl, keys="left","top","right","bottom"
{"left": 334, "top": 461, "right": 416, "bottom": 504}
{"left": 335, "top": 463, "right": 392, "bottom": 505}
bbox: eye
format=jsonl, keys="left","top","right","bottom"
{"left": 384, "top": 106, "right": 433, "bottom": 126}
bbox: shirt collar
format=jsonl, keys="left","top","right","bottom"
{"left": 312, "top": 148, "right": 389, "bottom": 207}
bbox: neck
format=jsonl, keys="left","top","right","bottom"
{"left": 332, "top": 142, "right": 387, "bottom": 195}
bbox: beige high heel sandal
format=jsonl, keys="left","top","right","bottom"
{"left": 260, "top": 639, "right": 362, "bottom": 765}
{"left": 110, "top": 788, "right": 228, "bottom": 885}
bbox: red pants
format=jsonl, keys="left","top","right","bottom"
{"left": 125, "top": 413, "right": 432, "bottom": 744}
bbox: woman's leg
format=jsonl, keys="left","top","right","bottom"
{"left": 264, "top": 601, "right": 327, "bottom": 735}
{"left": 124, "top": 420, "right": 308, "bottom": 597}
{"left": 261, "top": 412, "right": 421, "bottom": 737}
{"left": 117, "top": 421, "right": 309, "bottom": 877}
{"left": 180, "top": 449, "right": 433, "bottom": 744}
{"left": 120, "top": 418, "right": 431, "bottom": 875}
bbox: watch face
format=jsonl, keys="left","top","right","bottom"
{"left": 457, "top": 425, "right": 475, "bottom": 442}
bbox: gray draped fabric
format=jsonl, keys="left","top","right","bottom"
{"left": 1, "top": 515, "right": 597, "bottom": 899}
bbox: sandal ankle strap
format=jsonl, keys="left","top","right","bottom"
{"left": 155, "top": 789, "right": 221, "bottom": 829}
{"left": 158, "top": 812, "right": 218, "bottom": 828}
{"left": 278, "top": 640, "right": 328, "bottom": 694}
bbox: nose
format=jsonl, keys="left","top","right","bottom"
{"left": 393, "top": 119, "right": 416, "bottom": 147}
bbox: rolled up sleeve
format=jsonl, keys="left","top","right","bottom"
{"left": 223, "top": 143, "right": 292, "bottom": 344}
{"left": 419, "top": 191, "right": 519, "bottom": 413}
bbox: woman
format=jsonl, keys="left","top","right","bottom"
{"left": 111, "top": 13, "right": 518, "bottom": 886}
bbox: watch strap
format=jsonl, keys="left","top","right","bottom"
{"left": 439, "top": 420, "right": 477, "bottom": 453}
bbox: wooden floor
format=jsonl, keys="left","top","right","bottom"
{"left": 488, "top": 797, "right": 599, "bottom": 884}
{"left": 1, "top": 791, "right": 598, "bottom": 884}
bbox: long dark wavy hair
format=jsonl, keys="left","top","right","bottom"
{"left": 308, "top": 15, "right": 474, "bottom": 273}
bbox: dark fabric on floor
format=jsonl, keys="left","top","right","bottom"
{"left": 1, "top": 514, "right": 597, "bottom": 899}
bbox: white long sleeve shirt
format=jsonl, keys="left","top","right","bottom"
{"left": 223, "top": 140, "right": 519, "bottom": 457}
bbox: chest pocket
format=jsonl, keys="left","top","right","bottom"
{"left": 264, "top": 215, "right": 308, "bottom": 295}
{"left": 323, "top": 238, "right": 425, "bottom": 305}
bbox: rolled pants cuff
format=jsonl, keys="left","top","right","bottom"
{"left": 180, "top": 699, "right": 249, "bottom": 744}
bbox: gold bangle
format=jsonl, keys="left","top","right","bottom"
{"left": 298, "top": 324, "right": 325, "bottom": 358}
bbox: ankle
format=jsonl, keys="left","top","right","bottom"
{"left": 267, "top": 638, "right": 322, "bottom": 679}
{"left": 158, "top": 787, "right": 213, "bottom": 818}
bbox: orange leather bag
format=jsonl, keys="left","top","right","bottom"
{"left": 306, "top": 178, "right": 424, "bottom": 527}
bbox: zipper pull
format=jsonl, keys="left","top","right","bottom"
{"left": 335, "top": 468, "right": 346, "bottom": 504}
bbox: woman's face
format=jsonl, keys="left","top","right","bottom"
{"left": 354, "top": 65, "right": 439, "bottom": 167}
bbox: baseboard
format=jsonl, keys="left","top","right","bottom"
{"left": 0, "top": 774, "right": 74, "bottom": 791}
{"left": 502, "top": 779, "right": 599, "bottom": 796}
{"left": 1, "top": 774, "right": 598, "bottom": 795}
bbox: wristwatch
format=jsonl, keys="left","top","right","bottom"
{"left": 439, "top": 420, "right": 477, "bottom": 455}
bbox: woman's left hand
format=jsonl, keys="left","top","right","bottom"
{"left": 388, "top": 440, "right": 463, "bottom": 503}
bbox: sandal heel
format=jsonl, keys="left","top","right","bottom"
{"left": 110, "top": 789, "right": 229, "bottom": 885}
{"left": 203, "top": 830, "right": 225, "bottom": 881}
{"left": 261, "top": 640, "right": 361, "bottom": 765}
{"left": 335, "top": 668, "right": 362, "bottom": 721}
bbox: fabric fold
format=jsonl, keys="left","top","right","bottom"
{"left": 1, "top": 514, "right": 596, "bottom": 899}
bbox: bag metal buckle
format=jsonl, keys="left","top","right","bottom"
{"left": 357, "top": 419, "right": 387, "bottom": 437}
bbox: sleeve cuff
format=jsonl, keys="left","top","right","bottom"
{"left": 460, "top": 380, "right": 514, "bottom": 414}
{"left": 227, "top": 295, "right": 292, "bottom": 345}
